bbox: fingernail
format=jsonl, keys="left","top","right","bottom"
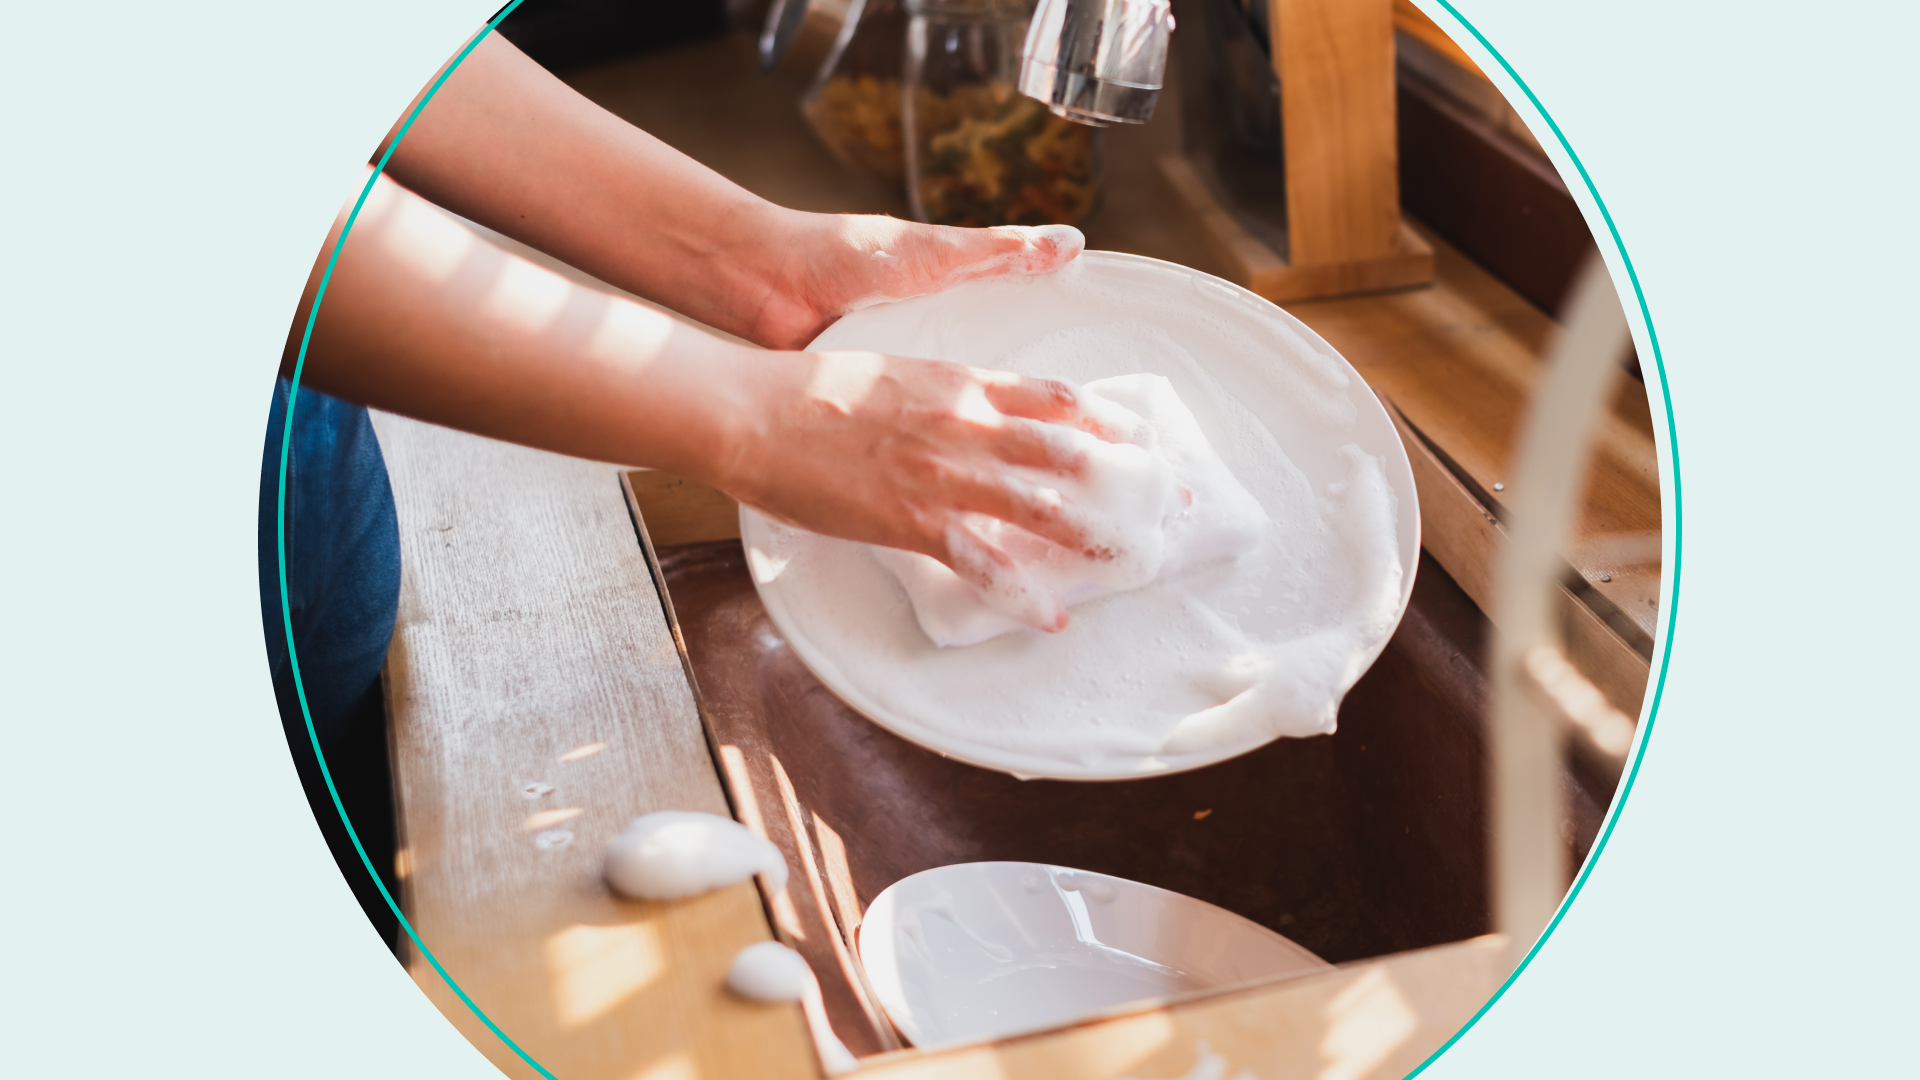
{"left": 1033, "top": 224, "right": 1085, "bottom": 261}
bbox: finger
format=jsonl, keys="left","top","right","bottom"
{"left": 1071, "top": 393, "right": 1157, "bottom": 448}
{"left": 983, "top": 224, "right": 1086, "bottom": 274}
{"left": 942, "top": 516, "right": 1069, "bottom": 633}
{"left": 979, "top": 372, "right": 1082, "bottom": 422}
{"left": 989, "top": 416, "right": 1090, "bottom": 475}
{"left": 979, "top": 372, "right": 1155, "bottom": 448}
{"left": 933, "top": 224, "right": 1087, "bottom": 290}
{"left": 961, "top": 471, "right": 1111, "bottom": 562}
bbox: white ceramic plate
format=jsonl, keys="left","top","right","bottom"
{"left": 740, "top": 251, "right": 1419, "bottom": 780}
{"left": 858, "top": 861, "right": 1331, "bottom": 1047}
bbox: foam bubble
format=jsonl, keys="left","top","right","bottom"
{"left": 874, "top": 374, "right": 1267, "bottom": 647}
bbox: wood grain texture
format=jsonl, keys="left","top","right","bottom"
{"left": 373, "top": 414, "right": 816, "bottom": 1080}
{"left": 856, "top": 936, "right": 1506, "bottom": 1080}
{"left": 1274, "top": 0, "right": 1401, "bottom": 266}
{"left": 627, "top": 469, "right": 743, "bottom": 546}
{"left": 1386, "top": 399, "right": 1648, "bottom": 723}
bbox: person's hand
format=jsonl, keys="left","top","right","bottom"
{"left": 732, "top": 215, "right": 1086, "bottom": 350}
{"left": 712, "top": 349, "right": 1143, "bottom": 633}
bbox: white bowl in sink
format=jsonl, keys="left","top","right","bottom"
{"left": 857, "top": 861, "right": 1330, "bottom": 1046}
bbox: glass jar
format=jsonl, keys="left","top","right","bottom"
{"left": 800, "top": 0, "right": 911, "bottom": 187}
{"left": 904, "top": 0, "right": 1102, "bottom": 227}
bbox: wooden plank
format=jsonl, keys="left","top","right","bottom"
{"left": 374, "top": 414, "right": 816, "bottom": 1080}
{"left": 1275, "top": 0, "right": 1401, "bottom": 266}
{"left": 1385, "top": 399, "right": 1649, "bottom": 721}
{"left": 627, "top": 468, "right": 742, "bottom": 546}
{"left": 856, "top": 936, "right": 1505, "bottom": 1080}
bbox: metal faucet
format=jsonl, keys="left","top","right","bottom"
{"left": 1018, "top": 0, "right": 1175, "bottom": 126}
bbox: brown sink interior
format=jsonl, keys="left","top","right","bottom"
{"left": 646, "top": 537, "right": 1605, "bottom": 1057}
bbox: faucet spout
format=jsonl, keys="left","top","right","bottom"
{"left": 1019, "top": 0, "right": 1175, "bottom": 126}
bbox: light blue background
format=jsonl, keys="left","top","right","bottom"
{"left": 1413, "top": 2, "right": 1918, "bottom": 1075}
{"left": 3, "top": 0, "right": 1913, "bottom": 1075}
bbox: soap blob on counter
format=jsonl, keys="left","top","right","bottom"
{"left": 727, "top": 941, "right": 812, "bottom": 1002}
{"left": 874, "top": 374, "right": 1269, "bottom": 647}
{"left": 726, "top": 942, "right": 860, "bottom": 1074}
{"left": 603, "top": 811, "right": 787, "bottom": 901}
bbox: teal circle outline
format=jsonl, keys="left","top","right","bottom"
{"left": 273, "top": 3, "right": 1683, "bottom": 1076}
{"left": 275, "top": 3, "right": 559, "bottom": 1077}
{"left": 1400, "top": 2, "right": 1682, "bottom": 1075}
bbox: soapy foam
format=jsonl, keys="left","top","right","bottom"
{"left": 726, "top": 941, "right": 812, "bottom": 1002}
{"left": 837, "top": 224, "right": 1086, "bottom": 316}
{"left": 874, "top": 374, "right": 1269, "bottom": 647}
{"left": 726, "top": 941, "right": 860, "bottom": 1074}
{"left": 603, "top": 811, "right": 788, "bottom": 900}
{"left": 936, "top": 224, "right": 1087, "bottom": 289}
{"left": 762, "top": 259, "right": 1404, "bottom": 774}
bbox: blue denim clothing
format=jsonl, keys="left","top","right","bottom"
{"left": 258, "top": 377, "right": 402, "bottom": 951}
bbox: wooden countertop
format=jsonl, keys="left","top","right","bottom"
{"left": 374, "top": 415, "right": 818, "bottom": 1079}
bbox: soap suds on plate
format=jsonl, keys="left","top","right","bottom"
{"left": 752, "top": 256, "right": 1408, "bottom": 778}
{"left": 603, "top": 811, "right": 787, "bottom": 901}
{"left": 874, "top": 373, "right": 1269, "bottom": 647}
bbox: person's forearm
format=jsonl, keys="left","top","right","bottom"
{"left": 286, "top": 170, "right": 765, "bottom": 481}
{"left": 287, "top": 174, "right": 1108, "bottom": 631}
{"left": 376, "top": 34, "right": 1086, "bottom": 352}
{"left": 379, "top": 34, "right": 805, "bottom": 346}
